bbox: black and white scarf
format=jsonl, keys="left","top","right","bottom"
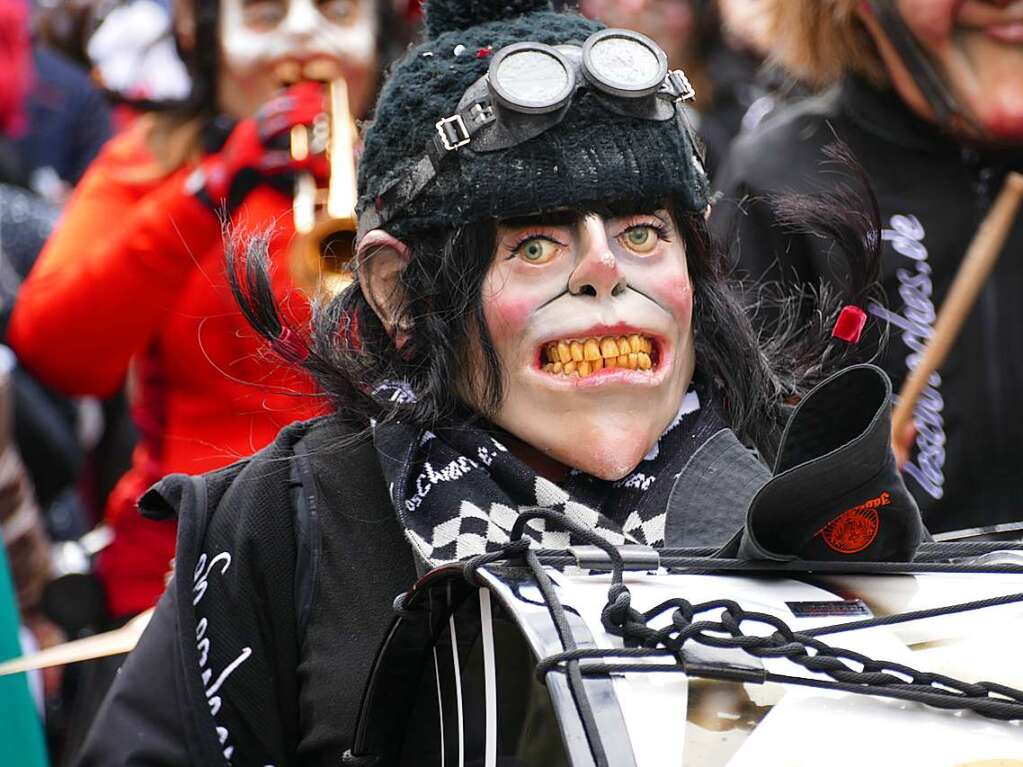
{"left": 374, "top": 385, "right": 727, "bottom": 566}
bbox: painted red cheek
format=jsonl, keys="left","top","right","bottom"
{"left": 892, "top": 0, "right": 954, "bottom": 41}
{"left": 499, "top": 295, "right": 538, "bottom": 325}
{"left": 485, "top": 294, "right": 539, "bottom": 339}
{"left": 650, "top": 275, "right": 694, "bottom": 315}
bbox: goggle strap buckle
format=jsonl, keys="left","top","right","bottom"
{"left": 469, "top": 101, "right": 496, "bottom": 127}
{"left": 435, "top": 100, "right": 498, "bottom": 155}
{"left": 436, "top": 114, "right": 472, "bottom": 151}
{"left": 666, "top": 70, "right": 696, "bottom": 102}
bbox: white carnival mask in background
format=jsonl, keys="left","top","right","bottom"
{"left": 219, "top": 0, "right": 376, "bottom": 80}
{"left": 88, "top": 0, "right": 192, "bottom": 101}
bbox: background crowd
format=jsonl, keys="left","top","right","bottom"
{"left": 0, "top": 0, "right": 1020, "bottom": 764}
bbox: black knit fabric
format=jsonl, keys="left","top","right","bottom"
{"left": 356, "top": 4, "right": 709, "bottom": 238}
{"left": 423, "top": 0, "right": 551, "bottom": 37}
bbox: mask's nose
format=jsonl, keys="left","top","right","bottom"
{"left": 568, "top": 215, "right": 627, "bottom": 299}
{"left": 281, "top": 0, "right": 321, "bottom": 40}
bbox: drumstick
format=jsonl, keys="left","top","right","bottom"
{"left": 892, "top": 171, "right": 1023, "bottom": 462}
{"left": 0, "top": 608, "right": 153, "bottom": 676}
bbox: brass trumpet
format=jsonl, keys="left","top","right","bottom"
{"left": 289, "top": 75, "right": 359, "bottom": 296}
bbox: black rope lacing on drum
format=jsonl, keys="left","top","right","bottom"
{"left": 461, "top": 513, "right": 1023, "bottom": 767}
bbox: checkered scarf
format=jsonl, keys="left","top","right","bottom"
{"left": 374, "top": 385, "right": 727, "bottom": 566}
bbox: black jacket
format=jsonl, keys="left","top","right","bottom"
{"left": 712, "top": 77, "right": 1023, "bottom": 537}
{"left": 73, "top": 414, "right": 771, "bottom": 766}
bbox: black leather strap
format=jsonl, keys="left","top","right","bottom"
{"left": 356, "top": 68, "right": 698, "bottom": 240}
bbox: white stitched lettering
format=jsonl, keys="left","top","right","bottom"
{"left": 405, "top": 457, "right": 480, "bottom": 512}
{"left": 869, "top": 213, "right": 945, "bottom": 500}
{"left": 205, "top": 647, "right": 252, "bottom": 698}
{"left": 192, "top": 551, "right": 231, "bottom": 606}
{"left": 192, "top": 551, "right": 247, "bottom": 761}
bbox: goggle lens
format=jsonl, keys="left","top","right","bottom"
{"left": 587, "top": 35, "right": 664, "bottom": 93}
{"left": 488, "top": 30, "right": 670, "bottom": 115}
{"left": 488, "top": 44, "right": 576, "bottom": 115}
{"left": 581, "top": 30, "right": 669, "bottom": 98}
{"left": 495, "top": 49, "right": 573, "bottom": 111}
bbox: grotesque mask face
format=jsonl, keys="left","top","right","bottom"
{"left": 217, "top": 0, "right": 378, "bottom": 119}
{"left": 862, "top": 0, "right": 1023, "bottom": 141}
{"left": 479, "top": 208, "right": 696, "bottom": 480}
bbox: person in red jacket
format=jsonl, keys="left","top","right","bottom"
{"left": 7, "top": 0, "right": 392, "bottom": 621}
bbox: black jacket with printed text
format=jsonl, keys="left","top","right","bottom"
{"left": 73, "top": 414, "right": 772, "bottom": 766}
{"left": 712, "top": 76, "right": 1023, "bottom": 537}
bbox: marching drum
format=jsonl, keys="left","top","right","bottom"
{"left": 344, "top": 544, "right": 1023, "bottom": 767}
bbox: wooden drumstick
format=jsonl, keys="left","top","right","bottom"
{"left": 892, "top": 171, "right": 1023, "bottom": 464}
{"left": 0, "top": 609, "right": 152, "bottom": 676}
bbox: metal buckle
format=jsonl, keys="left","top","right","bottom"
{"left": 568, "top": 545, "right": 660, "bottom": 572}
{"left": 667, "top": 69, "right": 695, "bottom": 102}
{"left": 436, "top": 114, "right": 471, "bottom": 151}
{"left": 469, "top": 101, "right": 495, "bottom": 126}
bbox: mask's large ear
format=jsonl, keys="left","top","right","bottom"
{"left": 357, "top": 230, "right": 412, "bottom": 346}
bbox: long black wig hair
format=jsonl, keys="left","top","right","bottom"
{"left": 228, "top": 147, "right": 885, "bottom": 458}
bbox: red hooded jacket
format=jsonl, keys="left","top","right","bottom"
{"left": 8, "top": 125, "right": 325, "bottom": 616}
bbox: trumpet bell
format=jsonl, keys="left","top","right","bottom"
{"left": 290, "top": 77, "right": 360, "bottom": 297}
{"left": 292, "top": 214, "right": 358, "bottom": 296}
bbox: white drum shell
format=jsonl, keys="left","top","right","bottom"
{"left": 479, "top": 567, "right": 1023, "bottom": 767}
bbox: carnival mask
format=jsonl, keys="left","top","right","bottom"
{"left": 862, "top": 0, "right": 1023, "bottom": 140}
{"left": 217, "top": 0, "right": 378, "bottom": 118}
{"left": 480, "top": 209, "right": 696, "bottom": 480}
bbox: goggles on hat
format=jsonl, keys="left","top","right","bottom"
{"left": 358, "top": 28, "right": 698, "bottom": 239}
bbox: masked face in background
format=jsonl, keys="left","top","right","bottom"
{"left": 218, "top": 0, "right": 378, "bottom": 119}
{"left": 861, "top": 0, "right": 1023, "bottom": 141}
{"left": 479, "top": 208, "right": 696, "bottom": 481}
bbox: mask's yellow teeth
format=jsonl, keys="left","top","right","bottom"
{"left": 541, "top": 334, "right": 656, "bottom": 377}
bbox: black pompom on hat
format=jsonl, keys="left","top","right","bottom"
{"left": 356, "top": 0, "right": 709, "bottom": 239}
{"left": 423, "top": 0, "right": 551, "bottom": 37}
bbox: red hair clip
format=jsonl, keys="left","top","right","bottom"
{"left": 832, "top": 305, "right": 867, "bottom": 344}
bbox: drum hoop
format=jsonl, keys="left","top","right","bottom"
{"left": 346, "top": 564, "right": 639, "bottom": 767}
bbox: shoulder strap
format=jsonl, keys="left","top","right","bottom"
{"left": 290, "top": 439, "right": 322, "bottom": 640}
{"left": 158, "top": 419, "right": 319, "bottom": 767}
{"left": 289, "top": 418, "right": 419, "bottom": 755}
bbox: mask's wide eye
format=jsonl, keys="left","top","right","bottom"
{"left": 622, "top": 225, "right": 659, "bottom": 254}
{"left": 515, "top": 237, "right": 560, "bottom": 264}
{"left": 242, "top": 0, "right": 287, "bottom": 29}
{"left": 319, "top": 0, "right": 355, "bottom": 23}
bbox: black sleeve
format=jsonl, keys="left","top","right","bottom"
{"left": 74, "top": 582, "right": 191, "bottom": 767}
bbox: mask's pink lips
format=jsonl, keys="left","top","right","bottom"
{"left": 534, "top": 364, "right": 671, "bottom": 390}
{"left": 983, "top": 21, "right": 1023, "bottom": 43}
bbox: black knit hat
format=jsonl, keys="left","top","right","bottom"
{"left": 720, "top": 365, "right": 925, "bottom": 562}
{"left": 356, "top": 0, "right": 709, "bottom": 240}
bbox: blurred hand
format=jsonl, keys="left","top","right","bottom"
{"left": 893, "top": 418, "right": 917, "bottom": 472}
{"left": 191, "top": 81, "right": 330, "bottom": 214}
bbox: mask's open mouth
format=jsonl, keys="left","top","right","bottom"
{"left": 274, "top": 58, "right": 339, "bottom": 86}
{"left": 540, "top": 334, "right": 658, "bottom": 378}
